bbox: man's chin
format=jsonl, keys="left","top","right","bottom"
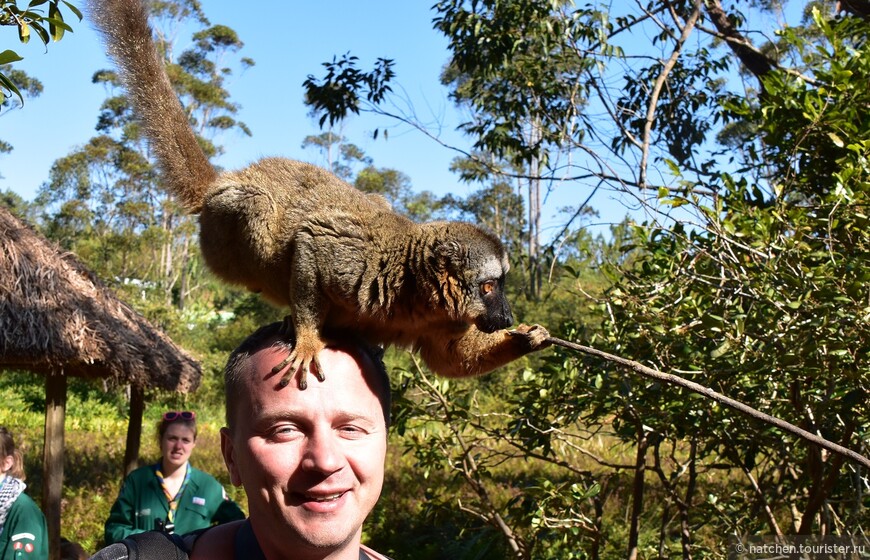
{"left": 285, "top": 514, "right": 362, "bottom": 551}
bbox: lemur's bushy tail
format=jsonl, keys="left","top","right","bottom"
{"left": 89, "top": 0, "right": 217, "bottom": 212}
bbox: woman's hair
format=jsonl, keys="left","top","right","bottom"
{"left": 0, "top": 426, "right": 26, "bottom": 480}
{"left": 156, "top": 414, "right": 197, "bottom": 441}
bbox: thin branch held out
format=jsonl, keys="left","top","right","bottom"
{"left": 545, "top": 335, "right": 870, "bottom": 470}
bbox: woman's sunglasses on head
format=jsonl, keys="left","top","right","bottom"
{"left": 163, "top": 411, "right": 196, "bottom": 422}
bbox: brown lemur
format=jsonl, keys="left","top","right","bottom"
{"left": 89, "top": 0, "right": 551, "bottom": 389}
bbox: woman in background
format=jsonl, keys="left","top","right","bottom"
{"left": 104, "top": 411, "right": 244, "bottom": 544}
{"left": 0, "top": 426, "right": 47, "bottom": 560}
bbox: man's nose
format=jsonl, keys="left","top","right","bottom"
{"left": 301, "top": 431, "right": 343, "bottom": 474}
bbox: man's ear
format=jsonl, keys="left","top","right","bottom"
{"left": 220, "top": 427, "right": 243, "bottom": 487}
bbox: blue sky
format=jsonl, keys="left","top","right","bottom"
{"left": 1, "top": 0, "right": 635, "bottom": 240}
{"left": 2, "top": 3, "right": 467, "bottom": 197}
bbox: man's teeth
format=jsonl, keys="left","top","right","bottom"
{"left": 309, "top": 493, "right": 343, "bottom": 502}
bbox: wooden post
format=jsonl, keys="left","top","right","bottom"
{"left": 123, "top": 384, "right": 145, "bottom": 475}
{"left": 43, "top": 371, "right": 66, "bottom": 560}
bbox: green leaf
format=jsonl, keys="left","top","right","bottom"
{"left": 0, "top": 50, "right": 24, "bottom": 65}
{"left": 710, "top": 340, "right": 731, "bottom": 359}
{"left": 0, "top": 72, "right": 24, "bottom": 106}
{"left": 29, "top": 21, "right": 51, "bottom": 45}
{"left": 19, "top": 22, "right": 31, "bottom": 43}
{"left": 49, "top": 4, "right": 67, "bottom": 42}
{"left": 828, "top": 132, "right": 845, "bottom": 148}
{"left": 664, "top": 158, "right": 683, "bottom": 177}
{"left": 61, "top": 1, "right": 83, "bottom": 20}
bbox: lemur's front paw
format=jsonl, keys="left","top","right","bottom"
{"left": 509, "top": 324, "right": 552, "bottom": 350}
{"left": 271, "top": 349, "right": 324, "bottom": 390}
{"left": 270, "top": 319, "right": 326, "bottom": 390}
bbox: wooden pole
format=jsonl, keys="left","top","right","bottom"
{"left": 123, "top": 384, "right": 145, "bottom": 476}
{"left": 43, "top": 371, "right": 66, "bottom": 560}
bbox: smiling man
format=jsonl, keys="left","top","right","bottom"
{"left": 190, "top": 322, "right": 394, "bottom": 560}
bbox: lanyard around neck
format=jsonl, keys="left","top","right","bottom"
{"left": 154, "top": 463, "right": 191, "bottom": 523}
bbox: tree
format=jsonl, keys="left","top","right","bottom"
{"left": 0, "top": 64, "right": 42, "bottom": 164}
{"left": 302, "top": 131, "right": 370, "bottom": 180}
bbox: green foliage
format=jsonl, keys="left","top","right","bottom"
{"left": 0, "top": 0, "right": 80, "bottom": 106}
{"left": 301, "top": 132, "right": 369, "bottom": 180}
{"left": 35, "top": 0, "right": 252, "bottom": 314}
{"left": 0, "top": 378, "right": 244, "bottom": 553}
{"left": 0, "top": 62, "right": 42, "bottom": 113}
{"left": 600, "top": 8, "right": 870, "bottom": 540}
{"left": 434, "top": 0, "right": 595, "bottom": 167}
{"left": 616, "top": 48, "right": 730, "bottom": 165}
{"left": 302, "top": 53, "right": 395, "bottom": 129}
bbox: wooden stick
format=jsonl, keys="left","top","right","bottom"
{"left": 547, "top": 336, "right": 870, "bottom": 470}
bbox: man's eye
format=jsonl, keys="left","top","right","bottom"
{"left": 338, "top": 425, "right": 367, "bottom": 438}
{"left": 269, "top": 425, "right": 301, "bottom": 439}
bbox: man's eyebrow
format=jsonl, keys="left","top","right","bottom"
{"left": 334, "top": 411, "right": 380, "bottom": 425}
{"left": 251, "top": 408, "right": 381, "bottom": 427}
{"left": 250, "top": 408, "right": 305, "bottom": 425}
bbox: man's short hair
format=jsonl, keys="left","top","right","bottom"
{"left": 224, "top": 321, "right": 391, "bottom": 430}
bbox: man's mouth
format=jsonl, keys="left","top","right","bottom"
{"left": 305, "top": 492, "right": 345, "bottom": 502}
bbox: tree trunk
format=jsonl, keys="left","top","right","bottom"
{"left": 123, "top": 384, "right": 145, "bottom": 476}
{"left": 704, "top": 0, "right": 773, "bottom": 88}
{"left": 679, "top": 438, "right": 698, "bottom": 560}
{"left": 43, "top": 371, "right": 67, "bottom": 560}
{"left": 627, "top": 427, "right": 649, "bottom": 560}
{"left": 177, "top": 235, "right": 190, "bottom": 311}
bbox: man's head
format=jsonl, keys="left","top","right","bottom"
{"left": 224, "top": 323, "right": 391, "bottom": 429}
{"left": 220, "top": 322, "right": 390, "bottom": 558}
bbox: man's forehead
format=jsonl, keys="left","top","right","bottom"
{"left": 243, "top": 346, "right": 371, "bottom": 398}
{"left": 228, "top": 338, "right": 387, "bottom": 428}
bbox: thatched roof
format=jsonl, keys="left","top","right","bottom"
{"left": 0, "top": 206, "right": 200, "bottom": 392}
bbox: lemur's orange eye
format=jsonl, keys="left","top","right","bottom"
{"left": 481, "top": 281, "right": 495, "bottom": 295}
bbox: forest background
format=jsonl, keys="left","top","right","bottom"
{"left": 0, "top": 0, "right": 869, "bottom": 558}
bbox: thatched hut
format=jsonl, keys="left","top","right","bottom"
{"left": 0, "top": 205, "right": 201, "bottom": 559}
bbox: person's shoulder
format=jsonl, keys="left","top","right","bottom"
{"left": 187, "top": 520, "right": 243, "bottom": 560}
{"left": 11, "top": 491, "right": 41, "bottom": 512}
{"left": 8, "top": 492, "right": 46, "bottom": 524}
{"left": 126, "top": 464, "right": 156, "bottom": 479}
{"left": 360, "top": 543, "right": 395, "bottom": 560}
{"left": 188, "top": 465, "right": 224, "bottom": 488}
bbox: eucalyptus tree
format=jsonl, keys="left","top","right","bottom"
{"left": 0, "top": 65, "right": 42, "bottom": 159}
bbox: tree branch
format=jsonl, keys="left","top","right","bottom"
{"left": 545, "top": 336, "right": 870, "bottom": 470}
{"left": 639, "top": 0, "right": 703, "bottom": 189}
{"left": 703, "top": 0, "right": 774, "bottom": 89}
